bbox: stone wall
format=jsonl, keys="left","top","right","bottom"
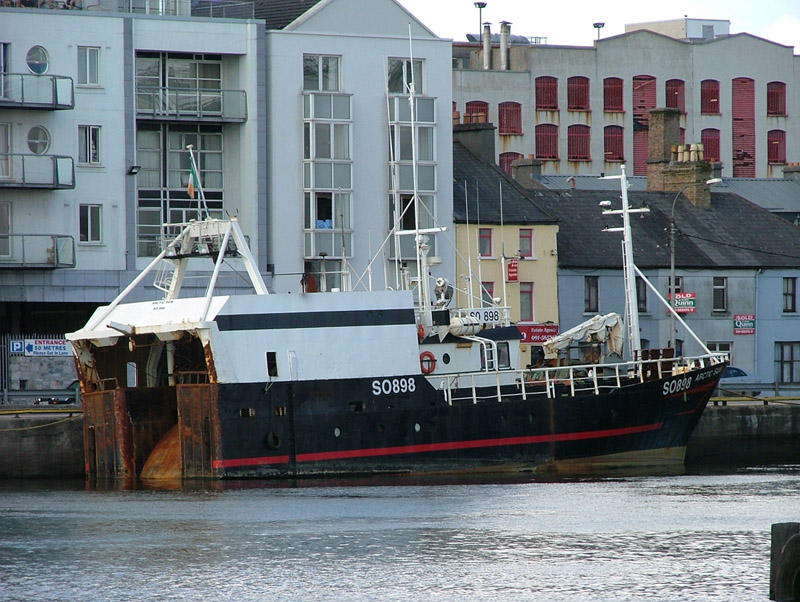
{"left": 7, "top": 355, "right": 77, "bottom": 391}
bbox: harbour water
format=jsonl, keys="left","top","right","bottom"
{"left": 2, "top": 467, "right": 799, "bottom": 601}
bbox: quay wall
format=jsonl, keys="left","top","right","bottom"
{"left": 1, "top": 402, "right": 799, "bottom": 478}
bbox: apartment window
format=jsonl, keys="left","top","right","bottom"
{"left": 0, "top": 123, "right": 9, "bottom": 179}
{"left": 567, "top": 76, "right": 590, "bottom": 111}
{"left": 712, "top": 276, "right": 727, "bottom": 312}
{"left": 465, "top": 100, "right": 489, "bottom": 123}
{"left": 701, "top": 80, "right": 720, "bottom": 114}
{"left": 79, "top": 204, "right": 102, "bottom": 243}
{"left": 636, "top": 276, "right": 647, "bottom": 312}
{"left": 777, "top": 342, "right": 800, "bottom": 383}
{"left": 481, "top": 281, "right": 495, "bottom": 307}
{"left": 519, "top": 228, "right": 533, "bottom": 257}
{"left": 603, "top": 77, "right": 623, "bottom": 112}
{"left": 665, "top": 79, "right": 685, "bottom": 113}
{"left": 520, "top": 282, "right": 534, "bottom": 322}
{"left": 535, "top": 123, "right": 558, "bottom": 159}
{"left": 388, "top": 58, "right": 423, "bottom": 95}
{"left": 498, "top": 101, "right": 522, "bottom": 135}
{"left": 303, "top": 55, "right": 340, "bottom": 92}
{"left": 499, "top": 151, "right": 522, "bottom": 176}
{"left": 27, "top": 126, "right": 50, "bottom": 154}
{"left": 478, "top": 227, "right": 492, "bottom": 257}
{"left": 535, "top": 76, "right": 558, "bottom": 110}
{"left": 707, "top": 342, "right": 731, "bottom": 357}
{"left": 584, "top": 276, "right": 598, "bottom": 313}
{"left": 784, "top": 277, "right": 797, "bottom": 313}
{"left": 0, "top": 202, "right": 9, "bottom": 256}
{"left": 768, "top": 130, "right": 786, "bottom": 164}
{"left": 26, "top": 46, "right": 49, "bottom": 75}
{"left": 567, "top": 124, "right": 590, "bottom": 161}
{"left": 669, "top": 275, "right": 683, "bottom": 296}
{"left": 701, "top": 128, "right": 720, "bottom": 162}
{"left": 78, "top": 46, "right": 100, "bottom": 86}
{"left": 78, "top": 125, "right": 101, "bottom": 165}
{"left": 603, "top": 125, "right": 624, "bottom": 162}
{"left": 767, "top": 81, "right": 787, "bottom": 116}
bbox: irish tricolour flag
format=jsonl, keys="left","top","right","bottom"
{"left": 187, "top": 161, "right": 199, "bottom": 199}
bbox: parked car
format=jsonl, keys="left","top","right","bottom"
{"left": 717, "top": 366, "right": 761, "bottom": 397}
{"left": 35, "top": 380, "right": 80, "bottom": 405}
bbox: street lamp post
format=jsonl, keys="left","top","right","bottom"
{"left": 669, "top": 178, "right": 722, "bottom": 349}
{"left": 474, "top": 2, "right": 487, "bottom": 39}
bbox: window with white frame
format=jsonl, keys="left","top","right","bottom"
{"left": 0, "top": 122, "right": 9, "bottom": 179}
{"left": 481, "top": 281, "right": 495, "bottom": 307}
{"left": 707, "top": 341, "right": 732, "bottom": 362}
{"left": 78, "top": 125, "right": 101, "bottom": 165}
{"left": 712, "top": 276, "right": 727, "bottom": 312}
{"left": 519, "top": 228, "right": 533, "bottom": 257}
{"left": 388, "top": 58, "right": 423, "bottom": 95}
{"left": 776, "top": 342, "right": 800, "bottom": 383}
{"left": 585, "top": 276, "right": 599, "bottom": 313}
{"left": 78, "top": 46, "right": 100, "bottom": 86}
{"left": 0, "top": 44, "right": 8, "bottom": 99}
{"left": 26, "top": 46, "right": 49, "bottom": 75}
{"left": 784, "top": 277, "right": 797, "bottom": 313}
{"left": 0, "top": 202, "right": 9, "bottom": 256}
{"left": 303, "top": 55, "right": 340, "bottom": 92}
{"left": 79, "top": 204, "right": 101, "bottom": 243}
{"left": 478, "top": 228, "right": 492, "bottom": 257}
{"left": 520, "top": 282, "right": 534, "bottom": 322}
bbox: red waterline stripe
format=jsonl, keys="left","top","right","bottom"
{"left": 295, "top": 422, "right": 664, "bottom": 463}
{"left": 674, "top": 382, "right": 716, "bottom": 415}
{"left": 213, "top": 454, "right": 290, "bottom": 469}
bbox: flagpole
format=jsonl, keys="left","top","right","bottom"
{"left": 186, "top": 144, "right": 209, "bottom": 218}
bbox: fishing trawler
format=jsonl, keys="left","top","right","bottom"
{"left": 66, "top": 155, "right": 726, "bottom": 480}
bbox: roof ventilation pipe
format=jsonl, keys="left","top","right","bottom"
{"left": 482, "top": 23, "right": 491, "bottom": 70}
{"left": 500, "top": 21, "right": 510, "bottom": 70}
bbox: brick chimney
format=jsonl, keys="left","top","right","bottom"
{"left": 511, "top": 156, "right": 546, "bottom": 190}
{"left": 453, "top": 122, "right": 496, "bottom": 163}
{"left": 783, "top": 163, "right": 800, "bottom": 183}
{"left": 646, "top": 107, "right": 714, "bottom": 208}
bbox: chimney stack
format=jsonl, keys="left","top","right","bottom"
{"left": 482, "top": 23, "right": 492, "bottom": 70}
{"left": 511, "top": 157, "right": 546, "bottom": 190}
{"left": 500, "top": 21, "right": 511, "bottom": 71}
{"left": 454, "top": 122, "right": 496, "bottom": 163}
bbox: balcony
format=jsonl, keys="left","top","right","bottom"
{"left": 136, "top": 87, "right": 247, "bottom": 122}
{"left": 0, "top": 154, "right": 75, "bottom": 189}
{"left": 304, "top": 228, "right": 353, "bottom": 259}
{"left": 0, "top": 73, "right": 74, "bottom": 110}
{"left": 0, "top": 234, "right": 75, "bottom": 269}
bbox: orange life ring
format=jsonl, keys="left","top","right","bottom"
{"left": 420, "top": 350, "right": 436, "bottom": 374}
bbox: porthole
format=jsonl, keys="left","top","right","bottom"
{"left": 27, "top": 126, "right": 50, "bottom": 155}
{"left": 26, "top": 46, "right": 49, "bottom": 75}
{"left": 334, "top": 427, "right": 341, "bottom": 438}
{"left": 442, "top": 353, "right": 451, "bottom": 364}
{"left": 414, "top": 422, "right": 421, "bottom": 432}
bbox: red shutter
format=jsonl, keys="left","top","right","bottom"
{"left": 499, "top": 151, "right": 522, "bottom": 175}
{"left": 535, "top": 76, "right": 558, "bottom": 110}
{"left": 701, "top": 80, "right": 719, "bottom": 115}
{"left": 568, "top": 124, "right": 590, "bottom": 160}
{"left": 498, "top": 101, "right": 522, "bottom": 135}
{"left": 632, "top": 75, "right": 656, "bottom": 176}
{"left": 465, "top": 100, "right": 489, "bottom": 123}
{"left": 701, "top": 128, "right": 720, "bottom": 162}
{"left": 768, "top": 130, "right": 786, "bottom": 164}
{"left": 535, "top": 123, "right": 558, "bottom": 159}
{"left": 767, "top": 82, "right": 786, "bottom": 116}
{"left": 603, "top": 77, "right": 623, "bottom": 112}
{"left": 604, "top": 125, "right": 623, "bottom": 161}
{"left": 666, "top": 79, "right": 685, "bottom": 113}
{"left": 568, "top": 76, "right": 590, "bottom": 111}
{"left": 732, "top": 77, "right": 756, "bottom": 177}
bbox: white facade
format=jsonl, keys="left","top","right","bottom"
{"left": 453, "top": 28, "right": 800, "bottom": 179}
{"left": 264, "top": 0, "right": 454, "bottom": 294}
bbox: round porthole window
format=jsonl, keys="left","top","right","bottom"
{"left": 26, "top": 46, "right": 49, "bottom": 75}
{"left": 27, "top": 126, "right": 50, "bottom": 154}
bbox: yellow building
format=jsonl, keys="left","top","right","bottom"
{"left": 453, "top": 125, "right": 560, "bottom": 364}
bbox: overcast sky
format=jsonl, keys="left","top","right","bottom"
{"left": 396, "top": 0, "right": 800, "bottom": 49}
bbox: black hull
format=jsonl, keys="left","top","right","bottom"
{"left": 207, "top": 365, "right": 720, "bottom": 479}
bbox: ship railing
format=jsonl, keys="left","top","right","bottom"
{"left": 436, "top": 352, "right": 727, "bottom": 405}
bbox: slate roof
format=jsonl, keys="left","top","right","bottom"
{"left": 526, "top": 188, "right": 800, "bottom": 270}
{"left": 251, "top": 0, "right": 325, "bottom": 29}
{"left": 452, "top": 142, "right": 557, "bottom": 226}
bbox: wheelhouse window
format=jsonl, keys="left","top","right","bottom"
{"left": 784, "top": 277, "right": 797, "bottom": 313}
{"left": 499, "top": 151, "right": 522, "bottom": 176}
{"left": 498, "top": 101, "right": 522, "bottom": 135}
{"left": 767, "top": 81, "right": 786, "bottom": 116}
{"left": 712, "top": 276, "right": 727, "bottom": 312}
{"left": 79, "top": 204, "right": 102, "bottom": 243}
{"left": 585, "top": 276, "right": 598, "bottom": 313}
{"left": 701, "top": 128, "right": 720, "bottom": 162}
{"left": 519, "top": 228, "right": 533, "bottom": 257}
{"left": 78, "top": 46, "right": 100, "bottom": 87}
{"left": 303, "top": 55, "right": 340, "bottom": 92}
{"left": 535, "top": 123, "right": 558, "bottom": 159}
{"left": 519, "top": 282, "right": 534, "bottom": 322}
{"left": 478, "top": 227, "right": 492, "bottom": 257}
{"left": 604, "top": 125, "right": 623, "bottom": 162}
{"left": 603, "top": 77, "right": 623, "bottom": 112}
{"left": 768, "top": 130, "right": 786, "bottom": 164}
{"left": 567, "top": 76, "right": 589, "bottom": 111}
{"left": 78, "top": 125, "right": 101, "bottom": 165}
{"left": 465, "top": 100, "right": 489, "bottom": 123}
{"left": 535, "top": 76, "right": 558, "bottom": 110}
{"left": 701, "top": 80, "right": 720, "bottom": 114}
{"left": 567, "top": 124, "right": 590, "bottom": 161}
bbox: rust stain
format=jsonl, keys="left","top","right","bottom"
{"left": 203, "top": 341, "right": 218, "bottom": 383}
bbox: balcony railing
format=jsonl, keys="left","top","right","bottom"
{"left": 136, "top": 86, "right": 247, "bottom": 122}
{"left": 304, "top": 228, "right": 353, "bottom": 259}
{"left": 192, "top": 0, "right": 254, "bottom": 18}
{"left": 0, "top": 73, "right": 74, "bottom": 110}
{"left": 0, "top": 234, "right": 75, "bottom": 269}
{"left": 0, "top": 154, "right": 74, "bottom": 189}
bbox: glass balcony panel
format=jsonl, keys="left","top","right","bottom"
{"left": 0, "top": 234, "right": 75, "bottom": 268}
{"left": 135, "top": 86, "right": 245, "bottom": 121}
{"left": 0, "top": 154, "right": 74, "bottom": 189}
{"left": 0, "top": 74, "right": 74, "bottom": 110}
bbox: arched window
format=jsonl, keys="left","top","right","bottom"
{"left": 767, "top": 82, "right": 787, "bottom": 116}
{"left": 567, "top": 124, "right": 590, "bottom": 160}
{"left": 701, "top": 80, "right": 720, "bottom": 114}
{"left": 603, "top": 77, "right": 623, "bottom": 112}
{"left": 464, "top": 100, "right": 489, "bottom": 123}
{"left": 603, "top": 125, "right": 623, "bottom": 161}
{"left": 701, "top": 128, "right": 720, "bottom": 162}
{"left": 499, "top": 151, "right": 522, "bottom": 176}
{"left": 567, "top": 76, "right": 590, "bottom": 111}
{"left": 535, "top": 124, "right": 558, "bottom": 159}
{"left": 498, "top": 101, "right": 522, "bottom": 135}
{"left": 768, "top": 130, "right": 786, "bottom": 164}
{"left": 666, "top": 79, "right": 685, "bottom": 113}
{"left": 535, "top": 76, "right": 558, "bottom": 110}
